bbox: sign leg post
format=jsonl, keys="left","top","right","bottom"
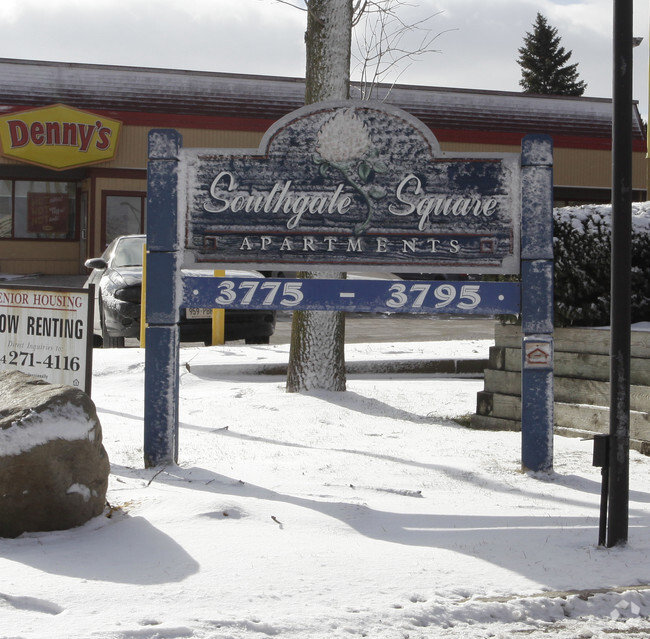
{"left": 144, "top": 130, "right": 182, "bottom": 467}
{"left": 520, "top": 135, "right": 554, "bottom": 472}
{"left": 144, "top": 325, "right": 180, "bottom": 466}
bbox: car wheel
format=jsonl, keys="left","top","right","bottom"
{"left": 245, "top": 336, "right": 270, "bottom": 345}
{"left": 100, "top": 300, "right": 125, "bottom": 348}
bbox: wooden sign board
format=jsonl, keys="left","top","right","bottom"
{"left": 182, "top": 102, "right": 520, "bottom": 274}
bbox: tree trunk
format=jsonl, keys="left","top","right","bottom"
{"left": 304, "top": 0, "right": 352, "bottom": 104}
{"left": 286, "top": 0, "right": 353, "bottom": 393}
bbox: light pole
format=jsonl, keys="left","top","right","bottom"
{"left": 607, "top": 0, "right": 636, "bottom": 547}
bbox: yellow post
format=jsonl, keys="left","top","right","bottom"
{"left": 139, "top": 243, "right": 147, "bottom": 347}
{"left": 211, "top": 270, "right": 225, "bottom": 345}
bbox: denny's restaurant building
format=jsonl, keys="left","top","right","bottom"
{"left": 0, "top": 58, "right": 647, "bottom": 276}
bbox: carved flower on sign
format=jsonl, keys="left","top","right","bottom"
{"left": 316, "top": 109, "right": 371, "bottom": 163}
{"left": 314, "top": 108, "right": 387, "bottom": 234}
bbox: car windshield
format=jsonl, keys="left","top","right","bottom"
{"left": 112, "top": 237, "right": 146, "bottom": 268}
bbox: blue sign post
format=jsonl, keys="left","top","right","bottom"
{"left": 143, "top": 102, "right": 553, "bottom": 471}
{"left": 520, "top": 135, "right": 555, "bottom": 472}
{"left": 143, "top": 130, "right": 182, "bottom": 467}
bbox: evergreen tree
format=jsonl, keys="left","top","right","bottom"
{"left": 518, "top": 13, "right": 586, "bottom": 96}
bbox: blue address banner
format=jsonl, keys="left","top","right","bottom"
{"left": 182, "top": 277, "right": 520, "bottom": 315}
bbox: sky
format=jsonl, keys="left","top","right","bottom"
{"left": 0, "top": 0, "right": 648, "bottom": 118}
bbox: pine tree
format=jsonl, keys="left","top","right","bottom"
{"left": 518, "top": 13, "right": 586, "bottom": 96}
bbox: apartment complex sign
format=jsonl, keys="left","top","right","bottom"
{"left": 0, "top": 104, "right": 121, "bottom": 170}
{"left": 146, "top": 112, "right": 554, "bottom": 471}
{"left": 183, "top": 101, "right": 521, "bottom": 274}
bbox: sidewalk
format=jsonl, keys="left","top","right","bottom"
{"left": 183, "top": 338, "right": 490, "bottom": 379}
{"left": 0, "top": 273, "right": 88, "bottom": 288}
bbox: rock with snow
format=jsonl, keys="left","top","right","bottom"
{"left": 0, "top": 371, "right": 109, "bottom": 538}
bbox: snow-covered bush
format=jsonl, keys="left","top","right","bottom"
{"left": 553, "top": 202, "right": 650, "bottom": 326}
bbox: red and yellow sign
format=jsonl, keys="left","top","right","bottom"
{"left": 0, "top": 104, "right": 121, "bottom": 170}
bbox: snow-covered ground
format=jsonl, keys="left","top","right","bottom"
{"left": 2, "top": 338, "right": 650, "bottom": 638}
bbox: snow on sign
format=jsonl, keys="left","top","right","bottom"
{"left": 183, "top": 275, "right": 520, "bottom": 315}
{"left": 182, "top": 101, "right": 521, "bottom": 274}
{"left": 146, "top": 104, "right": 555, "bottom": 473}
{"left": 0, "top": 285, "right": 94, "bottom": 394}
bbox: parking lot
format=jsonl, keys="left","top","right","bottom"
{"left": 271, "top": 311, "right": 497, "bottom": 344}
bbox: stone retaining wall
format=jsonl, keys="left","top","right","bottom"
{"left": 471, "top": 324, "right": 650, "bottom": 455}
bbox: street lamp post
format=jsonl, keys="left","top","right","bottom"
{"left": 607, "top": 0, "right": 635, "bottom": 547}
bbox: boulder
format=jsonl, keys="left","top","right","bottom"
{"left": 0, "top": 370, "right": 109, "bottom": 538}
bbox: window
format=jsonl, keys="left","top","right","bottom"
{"left": 103, "top": 192, "right": 146, "bottom": 246}
{"left": 0, "top": 180, "right": 10, "bottom": 238}
{"left": 0, "top": 179, "right": 78, "bottom": 240}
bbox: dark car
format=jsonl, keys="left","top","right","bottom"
{"left": 84, "top": 234, "right": 275, "bottom": 348}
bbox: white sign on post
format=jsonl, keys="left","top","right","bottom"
{"left": 0, "top": 285, "right": 94, "bottom": 394}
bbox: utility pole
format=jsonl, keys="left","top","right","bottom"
{"left": 607, "top": 0, "right": 633, "bottom": 547}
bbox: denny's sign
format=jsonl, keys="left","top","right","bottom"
{"left": 0, "top": 104, "right": 121, "bottom": 170}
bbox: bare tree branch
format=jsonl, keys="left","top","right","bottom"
{"left": 273, "top": 0, "right": 451, "bottom": 101}
{"left": 351, "top": 0, "right": 449, "bottom": 100}
{"left": 271, "top": 0, "right": 307, "bottom": 10}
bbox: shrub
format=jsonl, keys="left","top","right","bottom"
{"left": 553, "top": 203, "right": 650, "bottom": 327}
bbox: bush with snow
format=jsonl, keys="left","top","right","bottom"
{"left": 553, "top": 202, "right": 650, "bottom": 327}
